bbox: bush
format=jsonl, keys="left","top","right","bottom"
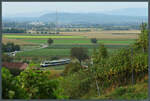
{"left": 2, "top": 67, "right": 29, "bottom": 99}
{"left": 47, "top": 38, "right": 53, "bottom": 46}
{"left": 91, "top": 38, "right": 97, "bottom": 44}
{"left": 51, "top": 56, "right": 59, "bottom": 60}
{"left": 9, "top": 68, "right": 23, "bottom": 76}
{"left": 71, "top": 47, "right": 89, "bottom": 64}
{"left": 92, "top": 44, "right": 108, "bottom": 64}
{"left": 17, "top": 67, "right": 66, "bottom": 99}
{"left": 2, "top": 53, "right": 13, "bottom": 62}
{"left": 2, "top": 67, "right": 67, "bottom": 99}
{"left": 2, "top": 42, "right": 21, "bottom": 52}
{"left": 60, "top": 70, "right": 93, "bottom": 99}
{"left": 135, "top": 23, "right": 148, "bottom": 52}
{"left": 63, "top": 62, "right": 82, "bottom": 76}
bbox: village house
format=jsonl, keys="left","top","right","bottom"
{"left": 2, "top": 62, "right": 28, "bottom": 70}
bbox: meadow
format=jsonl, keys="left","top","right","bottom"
{"left": 22, "top": 38, "right": 135, "bottom": 45}
{"left": 16, "top": 48, "right": 119, "bottom": 57}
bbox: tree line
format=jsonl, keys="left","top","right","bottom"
{"left": 2, "top": 42, "right": 21, "bottom": 52}
{"left": 3, "top": 28, "right": 26, "bottom": 33}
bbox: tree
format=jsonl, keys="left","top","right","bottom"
{"left": 91, "top": 38, "right": 97, "bottom": 44}
{"left": 2, "top": 67, "right": 67, "bottom": 99}
{"left": 2, "top": 43, "right": 6, "bottom": 53}
{"left": 92, "top": 44, "right": 108, "bottom": 64}
{"left": 17, "top": 67, "right": 66, "bottom": 99}
{"left": 2, "top": 42, "right": 20, "bottom": 52}
{"left": 2, "top": 67, "right": 29, "bottom": 99}
{"left": 2, "top": 53, "right": 13, "bottom": 62}
{"left": 6, "top": 42, "right": 15, "bottom": 52}
{"left": 47, "top": 38, "right": 53, "bottom": 46}
{"left": 14, "top": 45, "right": 20, "bottom": 51}
{"left": 63, "top": 62, "right": 82, "bottom": 76}
{"left": 136, "top": 23, "right": 148, "bottom": 52}
{"left": 3, "top": 28, "right": 26, "bottom": 33}
{"left": 98, "top": 44, "right": 108, "bottom": 58}
{"left": 71, "top": 47, "right": 89, "bottom": 64}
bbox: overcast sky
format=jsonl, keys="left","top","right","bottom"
{"left": 2, "top": 2, "right": 148, "bottom": 17}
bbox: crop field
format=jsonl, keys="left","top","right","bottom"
{"left": 2, "top": 37, "right": 35, "bottom": 45}
{"left": 2, "top": 30, "right": 139, "bottom": 70}
{"left": 61, "top": 30, "right": 140, "bottom": 39}
{"left": 3, "top": 35, "right": 85, "bottom": 39}
{"left": 3, "top": 32, "right": 137, "bottom": 53}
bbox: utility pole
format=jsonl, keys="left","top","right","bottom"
{"left": 55, "top": 9, "right": 58, "bottom": 34}
{"left": 49, "top": 22, "right": 51, "bottom": 34}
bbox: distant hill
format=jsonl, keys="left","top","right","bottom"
{"left": 38, "top": 12, "right": 147, "bottom": 24}
{"left": 3, "top": 8, "right": 148, "bottom": 25}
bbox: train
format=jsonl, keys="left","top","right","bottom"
{"left": 40, "top": 59, "right": 71, "bottom": 67}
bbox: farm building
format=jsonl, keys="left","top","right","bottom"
{"left": 8, "top": 52, "right": 16, "bottom": 56}
{"left": 26, "top": 30, "right": 37, "bottom": 34}
{"left": 27, "top": 29, "right": 56, "bottom": 34}
{"left": 2, "top": 62, "right": 28, "bottom": 70}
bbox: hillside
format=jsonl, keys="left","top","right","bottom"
{"left": 94, "top": 76, "right": 148, "bottom": 100}
{"left": 39, "top": 13, "right": 147, "bottom": 24}
{"left": 79, "top": 75, "right": 148, "bottom": 100}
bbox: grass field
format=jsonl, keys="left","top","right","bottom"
{"left": 3, "top": 33, "right": 136, "bottom": 53}
{"left": 45, "top": 44, "right": 129, "bottom": 49}
{"left": 22, "top": 38, "right": 136, "bottom": 45}
{"left": 16, "top": 49, "right": 70, "bottom": 57}
{"left": 16, "top": 48, "right": 119, "bottom": 58}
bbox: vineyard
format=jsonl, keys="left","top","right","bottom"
{"left": 58, "top": 23, "right": 148, "bottom": 99}
{"left": 2, "top": 23, "right": 148, "bottom": 99}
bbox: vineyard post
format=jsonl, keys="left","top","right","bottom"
{"left": 95, "top": 78, "right": 100, "bottom": 96}
{"left": 91, "top": 58, "right": 100, "bottom": 96}
{"left": 94, "top": 69, "right": 101, "bottom": 96}
{"left": 131, "top": 48, "right": 134, "bottom": 85}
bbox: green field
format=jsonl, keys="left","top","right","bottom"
{"left": 4, "top": 33, "right": 137, "bottom": 62}
{"left": 22, "top": 38, "right": 136, "bottom": 45}
{"left": 46, "top": 44, "right": 129, "bottom": 49}
{"left": 16, "top": 49, "right": 70, "bottom": 57}
{"left": 16, "top": 48, "right": 118, "bottom": 58}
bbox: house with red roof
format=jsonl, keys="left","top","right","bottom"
{"left": 2, "top": 62, "right": 28, "bottom": 70}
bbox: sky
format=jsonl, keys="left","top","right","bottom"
{"left": 2, "top": 2, "right": 148, "bottom": 17}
